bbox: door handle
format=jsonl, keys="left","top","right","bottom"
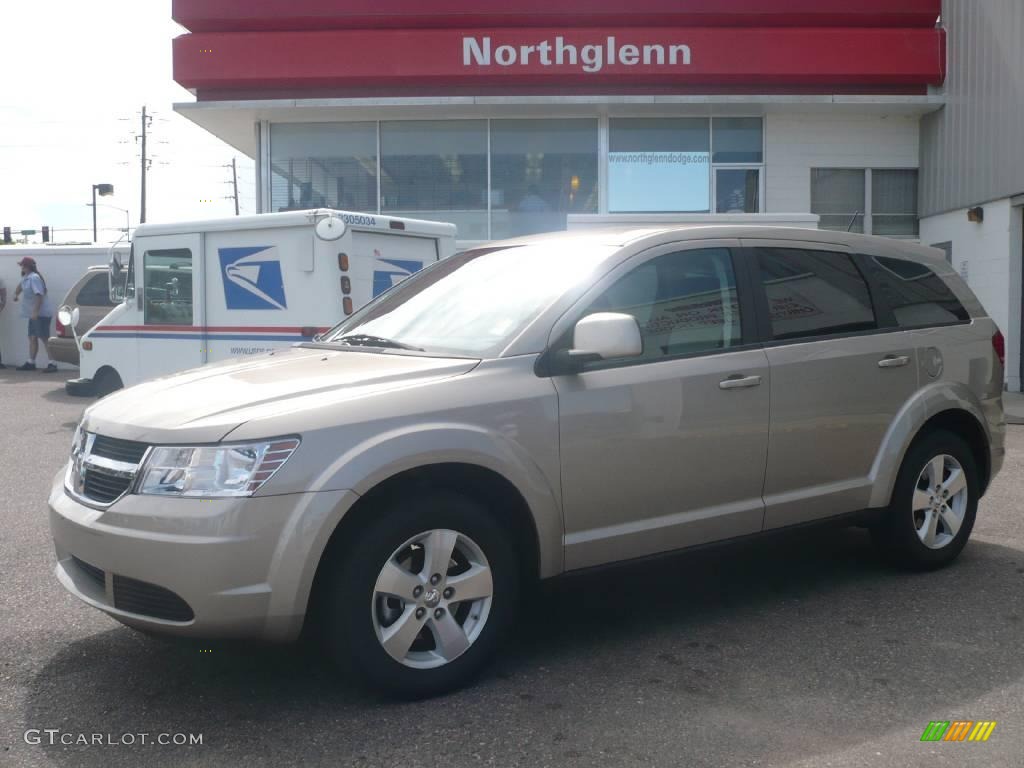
{"left": 878, "top": 355, "right": 910, "bottom": 369}
{"left": 719, "top": 374, "right": 762, "bottom": 390}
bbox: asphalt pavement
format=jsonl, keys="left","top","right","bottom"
{"left": 1, "top": 370, "right": 1022, "bottom": 767}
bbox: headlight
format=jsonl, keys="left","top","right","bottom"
{"left": 137, "top": 438, "right": 300, "bottom": 498}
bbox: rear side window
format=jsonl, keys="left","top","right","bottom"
{"left": 866, "top": 256, "right": 970, "bottom": 327}
{"left": 75, "top": 273, "right": 114, "bottom": 307}
{"left": 755, "top": 248, "right": 877, "bottom": 341}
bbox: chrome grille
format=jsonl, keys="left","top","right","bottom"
{"left": 91, "top": 435, "right": 149, "bottom": 464}
{"left": 69, "top": 432, "right": 149, "bottom": 506}
{"left": 83, "top": 467, "right": 134, "bottom": 503}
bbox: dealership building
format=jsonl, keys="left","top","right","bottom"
{"left": 171, "top": 0, "right": 1024, "bottom": 389}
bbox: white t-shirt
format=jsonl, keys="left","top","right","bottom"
{"left": 19, "top": 272, "right": 54, "bottom": 318}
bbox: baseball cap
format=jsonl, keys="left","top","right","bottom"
{"left": 17, "top": 256, "right": 36, "bottom": 267}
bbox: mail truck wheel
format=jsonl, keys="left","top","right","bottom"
{"left": 872, "top": 430, "right": 978, "bottom": 570}
{"left": 94, "top": 368, "right": 123, "bottom": 398}
{"left": 323, "top": 490, "right": 519, "bottom": 699}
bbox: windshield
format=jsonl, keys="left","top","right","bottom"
{"left": 324, "top": 242, "right": 617, "bottom": 357}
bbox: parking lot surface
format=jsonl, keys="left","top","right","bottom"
{"left": 1, "top": 370, "right": 1022, "bottom": 767}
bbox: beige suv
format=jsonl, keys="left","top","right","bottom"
{"left": 47, "top": 266, "right": 117, "bottom": 367}
{"left": 49, "top": 226, "right": 1006, "bottom": 698}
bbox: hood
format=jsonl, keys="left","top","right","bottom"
{"left": 82, "top": 346, "right": 479, "bottom": 444}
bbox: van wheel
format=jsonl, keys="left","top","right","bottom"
{"left": 93, "top": 368, "right": 123, "bottom": 397}
{"left": 322, "top": 490, "right": 519, "bottom": 699}
{"left": 871, "top": 430, "right": 978, "bottom": 570}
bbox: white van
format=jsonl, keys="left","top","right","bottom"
{"left": 67, "top": 210, "right": 457, "bottom": 395}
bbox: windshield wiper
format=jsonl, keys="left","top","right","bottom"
{"left": 335, "top": 334, "right": 424, "bottom": 351}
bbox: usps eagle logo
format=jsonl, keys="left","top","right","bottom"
{"left": 372, "top": 249, "right": 423, "bottom": 298}
{"left": 219, "top": 246, "right": 288, "bottom": 310}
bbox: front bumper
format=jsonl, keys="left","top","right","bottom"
{"left": 48, "top": 469, "right": 357, "bottom": 642}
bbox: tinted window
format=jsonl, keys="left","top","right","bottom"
{"left": 756, "top": 248, "right": 876, "bottom": 341}
{"left": 144, "top": 249, "right": 193, "bottom": 326}
{"left": 868, "top": 256, "right": 970, "bottom": 327}
{"left": 586, "top": 248, "right": 742, "bottom": 360}
{"left": 76, "top": 273, "right": 114, "bottom": 307}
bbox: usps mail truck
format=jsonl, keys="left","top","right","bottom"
{"left": 67, "top": 210, "right": 456, "bottom": 396}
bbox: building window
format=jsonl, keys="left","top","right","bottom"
{"left": 715, "top": 169, "right": 760, "bottom": 214}
{"left": 811, "top": 168, "right": 919, "bottom": 237}
{"left": 269, "top": 123, "right": 377, "bottom": 213}
{"left": 608, "top": 118, "right": 763, "bottom": 214}
{"left": 712, "top": 118, "right": 763, "bottom": 164}
{"left": 609, "top": 118, "right": 711, "bottom": 213}
{"left": 380, "top": 120, "right": 488, "bottom": 241}
{"left": 490, "top": 119, "right": 598, "bottom": 240}
{"left": 265, "top": 117, "right": 768, "bottom": 239}
{"left": 872, "top": 169, "right": 919, "bottom": 237}
{"left": 811, "top": 169, "right": 866, "bottom": 233}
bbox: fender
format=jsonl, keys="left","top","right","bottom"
{"left": 867, "top": 380, "right": 995, "bottom": 509}
{"left": 298, "top": 421, "right": 564, "bottom": 586}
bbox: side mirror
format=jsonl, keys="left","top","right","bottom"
{"left": 58, "top": 306, "right": 74, "bottom": 328}
{"left": 563, "top": 312, "right": 643, "bottom": 370}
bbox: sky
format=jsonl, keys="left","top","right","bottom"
{"left": 0, "top": 0, "right": 256, "bottom": 244}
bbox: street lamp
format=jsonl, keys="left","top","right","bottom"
{"left": 87, "top": 202, "right": 131, "bottom": 236}
{"left": 91, "top": 183, "right": 114, "bottom": 243}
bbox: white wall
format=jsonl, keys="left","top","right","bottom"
{"left": 0, "top": 248, "right": 115, "bottom": 369}
{"left": 765, "top": 113, "right": 921, "bottom": 214}
{"left": 919, "top": 199, "right": 1023, "bottom": 390}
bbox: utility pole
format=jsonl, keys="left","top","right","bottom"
{"left": 231, "top": 157, "right": 240, "bottom": 215}
{"left": 139, "top": 106, "right": 149, "bottom": 224}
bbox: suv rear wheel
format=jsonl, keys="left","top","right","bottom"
{"left": 321, "top": 489, "right": 520, "bottom": 698}
{"left": 872, "top": 429, "right": 979, "bottom": 570}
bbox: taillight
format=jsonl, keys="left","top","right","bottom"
{"left": 55, "top": 315, "right": 67, "bottom": 337}
{"left": 992, "top": 330, "right": 1006, "bottom": 367}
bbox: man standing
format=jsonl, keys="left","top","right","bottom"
{"left": 12, "top": 256, "right": 56, "bottom": 372}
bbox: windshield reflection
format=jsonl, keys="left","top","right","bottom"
{"left": 324, "top": 242, "right": 616, "bottom": 357}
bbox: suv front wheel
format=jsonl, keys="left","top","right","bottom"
{"left": 322, "top": 489, "right": 520, "bottom": 698}
{"left": 872, "top": 429, "right": 979, "bottom": 570}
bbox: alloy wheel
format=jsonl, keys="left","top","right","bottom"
{"left": 912, "top": 454, "right": 968, "bottom": 550}
{"left": 372, "top": 529, "right": 494, "bottom": 669}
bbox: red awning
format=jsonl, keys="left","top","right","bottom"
{"left": 172, "top": 0, "right": 942, "bottom": 32}
{"left": 173, "top": 26, "right": 946, "bottom": 98}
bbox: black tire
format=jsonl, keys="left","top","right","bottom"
{"left": 871, "top": 429, "right": 979, "bottom": 570}
{"left": 93, "top": 368, "right": 123, "bottom": 398}
{"left": 321, "top": 489, "right": 520, "bottom": 699}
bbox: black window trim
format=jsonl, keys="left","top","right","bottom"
{"left": 536, "top": 242, "right": 759, "bottom": 377}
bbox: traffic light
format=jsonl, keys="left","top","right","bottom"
{"left": 42, "top": 226, "right": 50, "bottom": 243}
{"left": 2, "top": 227, "right": 10, "bottom": 244}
